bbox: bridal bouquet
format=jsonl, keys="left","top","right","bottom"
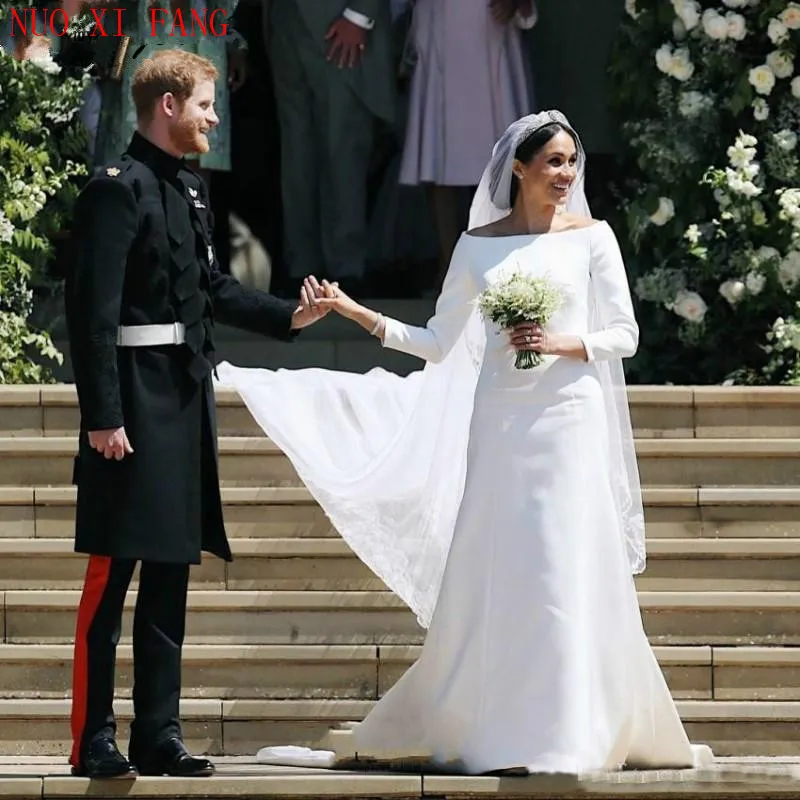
{"left": 478, "top": 271, "right": 564, "bottom": 370}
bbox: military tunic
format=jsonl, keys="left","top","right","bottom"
{"left": 66, "top": 131, "right": 297, "bottom": 564}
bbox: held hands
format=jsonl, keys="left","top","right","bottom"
{"left": 290, "top": 276, "right": 339, "bottom": 329}
{"left": 88, "top": 427, "right": 134, "bottom": 461}
{"left": 325, "top": 17, "right": 367, "bottom": 68}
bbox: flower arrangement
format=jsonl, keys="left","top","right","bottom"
{"left": 0, "top": 3, "right": 91, "bottom": 383}
{"left": 478, "top": 271, "right": 564, "bottom": 369}
{"left": 609, "top": 0, "right": 800, "bottom": 384}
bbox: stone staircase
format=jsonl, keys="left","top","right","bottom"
{"left": 2, "top": 383, "right": 800, "bottom": 798}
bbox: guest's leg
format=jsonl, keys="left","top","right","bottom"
{"left": 315, "top": 78, "right": 374, "bottom": 283}
{"left": 269, "top": 1, "right": 322, "bottom": 281}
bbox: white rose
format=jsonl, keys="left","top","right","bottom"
{"left": 745, "top": 271, "right": 766, "bottom": 294}
{"left": 768, "top": 18, "right": 789, "bottom": 43}
{"left": 650, "top": 197, "right": 676, "bottom": 226}
{"left": 719, "top": 280, "right": 746, "bottom": 305}
{"left": 780, "top": 2, "right": 800, "bottom": 29}
{"left": 749, "top": 64, "right": 776, "bottom": 95}
{"left": 722, "top": 0, "right": 747, "bottom": 7}
{"left": 625, "top": 0, "right": 640, "bottom": 19}
{"left": 755, "top": 245, "right": 780, "bottom": 264}
{"left": 752, "top": 97, "right": 770, "bottom": 121}
{"left": 791, "top": 76, "right": 800, "bottom": 99}
{"left": 656, "top": 44, "right": 675, "bottom": 75}
{"left": 775, "top": 129, "right": 798, "bottom": 151}
{"left": 766, "top": 50, "right": 794, "bottom": 79}
{"left": 672, "top": 0, "right": 701, "bottom": 29}
{"left": 702, "top": 8, "right": 730, "bottom": 38}
{"left": 681, "top": 4, "right": 701, "bottom": 29}
{"left": 670, "top": 48, "right": 695, "bottom": 81}
{"left": 778, "top": 251, "right": 800, "bottom": 291}
{"left": 672, "top": 291, "right": 708, "bottom": 323}
{"left": 726, "top": 12, "right": 747, "bottom": 39}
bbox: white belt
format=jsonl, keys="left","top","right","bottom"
{"left": 116, "top": 323, "right": 186, "bottom": 347}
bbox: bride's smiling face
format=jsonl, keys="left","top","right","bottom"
{"left": 513, "top": 129, "right": 579, "bottom": 209}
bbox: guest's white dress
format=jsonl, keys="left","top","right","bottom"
{"left": 217, "top": 222, "right": 711, "bottom": 775}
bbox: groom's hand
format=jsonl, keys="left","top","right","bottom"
{"left": 290, "top": 275, "right": 338, "bottom": 330}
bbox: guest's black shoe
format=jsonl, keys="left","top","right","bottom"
{"left": 130, "top": 737, "right": 215, "bottom": 777}
{"left": 71, "top": 737, "right": 137, "bottom": 779}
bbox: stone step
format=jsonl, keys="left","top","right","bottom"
{"left": 4, "top": 590, "right": 800, "bottom": 646}
{"left": 4, "top": 385, "right": 800, "bottom": 439}
{"left": 0, "top": 697, "right": 798, "bottom": 758}
{"left": 5, "top": 755, "right": 800, "bottom": 800}
{"left": 0, "top": 643, "right": 711, "bottom": 701}
{"left": 2, "top": 437, "right": 800, "bottom": 487}
{"left": 0, "top": 538, "right": 376, "bottom": 591}
{"left": 4, "top": 486, "right": 800, "bottom": 540}
{"left": 0, "top": 486, "right": 333, "bottom": 540}
{"left": 3, "top": 538, "right": 800, "bottom": 592}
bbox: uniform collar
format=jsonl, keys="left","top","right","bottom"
{"left": 127, "top": 131, "right": 185, "bottom": 177}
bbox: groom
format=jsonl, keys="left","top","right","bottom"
{"left": 64, "top": 48, "right": 328, "bottom": 779}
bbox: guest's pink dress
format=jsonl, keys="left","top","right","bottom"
{"left": 399, "top": 0, "right": 535, "bottom": 187}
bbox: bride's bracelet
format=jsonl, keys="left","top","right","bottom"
{"left": 370, "top": 313, "right": 384, "bottom": 337}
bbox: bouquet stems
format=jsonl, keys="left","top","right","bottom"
{"left": 515, "top": 349, "right": 543, "bottom": 370}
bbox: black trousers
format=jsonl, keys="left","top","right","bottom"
{"left": 69, "top": 557, "right": 190, "bottom": 767}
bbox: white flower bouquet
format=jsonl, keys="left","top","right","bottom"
{"left": 478, "top": 271, "right": 564, "bottom": 370}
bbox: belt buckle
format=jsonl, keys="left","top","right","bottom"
{"left": 172, "top": 322, "right": 181, "bottom": 344}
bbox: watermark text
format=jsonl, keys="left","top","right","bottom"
{"left": 9, "top": 7, "right": 229, "bottom": 38}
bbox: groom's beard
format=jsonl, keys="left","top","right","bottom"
{"left": 169, "top": 112, "right": 210, "bottom": 157}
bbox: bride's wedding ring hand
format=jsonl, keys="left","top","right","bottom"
{"left": 509, "top": 323, "right": 556, "bottom": 354}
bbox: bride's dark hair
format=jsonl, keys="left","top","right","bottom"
{"left": 509, "top": 122, "right": 579, "bottom": 206}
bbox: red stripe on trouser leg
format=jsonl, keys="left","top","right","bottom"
{"left": 69, "top": 555, "right": 112, "bottom": 768}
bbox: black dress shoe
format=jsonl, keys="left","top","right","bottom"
{"left": 130, "top": 737, "right": 215, "bottom": 777}
{"left": 71, "top": 737, "right": 137, "bottom": 779}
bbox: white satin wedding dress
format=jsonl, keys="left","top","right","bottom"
{"left": 217, "top": 221, "right": 711, "bottom": 775}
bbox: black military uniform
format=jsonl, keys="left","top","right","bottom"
{"left": 65, "top": 131, "right": 298, "bottom": 778}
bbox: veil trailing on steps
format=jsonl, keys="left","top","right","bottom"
{"left": 215, "top": 110, "right": 645, "bottom": 630}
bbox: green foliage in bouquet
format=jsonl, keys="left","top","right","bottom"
{"left": 608, "top": 0, "right": 800, "bottom": 385}
{"left": 0, "top": 3, "right": 90, "bottom": 383}
{"left": 478, "top": 271, "right": 564, "bottom": 370}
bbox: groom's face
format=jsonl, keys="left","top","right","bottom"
{"left": 167, "top": 78, "right": 219, "bottom": 157}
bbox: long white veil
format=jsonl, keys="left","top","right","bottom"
{"left": 215, "top": 110, "right": 645, "bottom": 629}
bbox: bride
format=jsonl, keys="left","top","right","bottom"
{"left": 216, "top": 110, "right": 712, "bottom": 775}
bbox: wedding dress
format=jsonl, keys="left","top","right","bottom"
{"left": 216, "top": 110, "right": 712, "bottom": 776}
{"left": 216, "top": 222, "right": 711, "bottom": 775}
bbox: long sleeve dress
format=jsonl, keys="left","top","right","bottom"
{"left": 218, "top": 222, "right": 713, "bottom": 774}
